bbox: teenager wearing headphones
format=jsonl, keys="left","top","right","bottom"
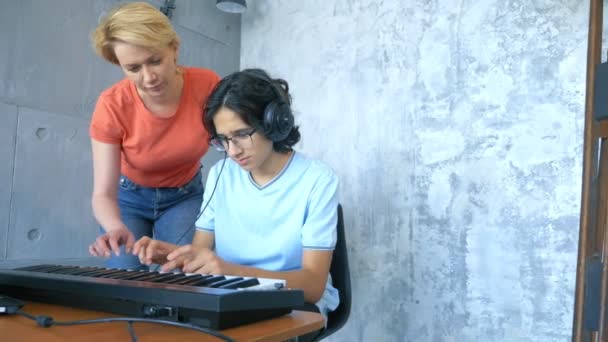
{"left": 87, "top": 2, "right": 220, "bottom": 270}
{"left": 133, "top": 69, "right": 340, "bottom": 331}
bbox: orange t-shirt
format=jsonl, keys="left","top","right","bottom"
{"left": 89, "top": 67, "right": 220, "bottom": 188}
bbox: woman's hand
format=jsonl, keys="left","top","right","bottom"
{"left": 89, "top": 226, "right": 135, "bottom": 258}
{"left": 132, "top": 237, "right": 179, "bottom": 266}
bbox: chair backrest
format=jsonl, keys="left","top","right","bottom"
{"left": 316, "top": 204, "right": 351, "bottom": 340}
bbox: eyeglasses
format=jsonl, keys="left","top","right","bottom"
{"left": 210, "top": 128, "right": 257, "bottom": 152}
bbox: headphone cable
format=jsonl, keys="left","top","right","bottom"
{"left": 151, "top": 152, "right": 227, "bottom": 272}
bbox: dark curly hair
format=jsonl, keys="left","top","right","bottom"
{"left": 203, "top": 68, "right": 301, "bottom": 153}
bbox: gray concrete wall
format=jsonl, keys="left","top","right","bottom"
{"left": 0, "top": 0, "right": 240, "bottom": 268}
{"left": 241, "top": 1, "right": 588, "bottom": 341}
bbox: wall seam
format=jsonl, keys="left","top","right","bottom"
{"left": 4, "top": 105, "right": 19, "bottom": 261}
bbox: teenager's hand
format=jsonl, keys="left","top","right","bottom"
{"left": 132, "top": 237, "right": 179, "bottom": 266}
{"left": 165, "top": 245, "right": 236, "bottom": 275}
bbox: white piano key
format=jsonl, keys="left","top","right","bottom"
{"left": 239, "top": 277, "right": 286, "bottom": 291}
{"left": 171, "top": 271, "right": 287, "bottom": 290}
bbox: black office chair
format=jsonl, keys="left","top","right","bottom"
{"left": 314, "top": 204, "right": 352, "bottom": 341}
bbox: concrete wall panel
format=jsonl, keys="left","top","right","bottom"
{"left": 7, "top": 108, "right": 95, "bottom": 260}
{"left": 241, "top": 1, "right": 587, "bottom": 340}
{"left": 0, "top": 103, "right": 18, "bottom": 261}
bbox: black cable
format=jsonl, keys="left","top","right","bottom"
{"left": 15, "top": 310, "right": 235, "bottom": 342}
{"left": 176, "top": 153, "right": 227, "bottom": 246}
{"left": 151, "top": 153, "right": 228, "bottom": 272}
{"left": 127, "top": 321, "right": 138, "bottom": 342}
{"left": 15, "top": 310, "right": 35, "bottom": 320}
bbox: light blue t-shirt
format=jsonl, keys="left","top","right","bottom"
{"left": 195, "top": 151, "right": 339, "bottom": 317}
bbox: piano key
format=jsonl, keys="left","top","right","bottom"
{"left": 160, "top": 274, "right": 192, "bottom": 284}
{"left": 128, "top": 272, "right": 164, "bottom": 282}
{"left": 13, "top": 264, "right": 283, "bottom": 292}
{"left": 67, "top": 268, "right": 108, "bottom": 277}
{"left": 148, "top": 273, "right": 188, "bottom": 283}
{"left": 75, "top": 268, "right": 120, "bottom": 277}
{"left": 173, "top": 275, "right": 211, "bottom": 286}
{"left": 84, "top": 269, "right": 125, "bottom": 277}
{"left": 207, "top": 277, "right": 244, "bottom": 288}
{"left": 52, "top": 267, "right": 99, "bottom": 275}
{"left": 240, "top": 277, "right": 287, "bottom": 291}
{"left": 39, "top": 266, "right": 78, "bottom": 273}
{"left": 96, "top": 269, "right": 153, "bottom": 280}
{"left": 139, "top": 273, "right": 183, "bottom": 283}
{"left": 189, "top": 275, "right": 225, "bottom": 287}
{"left": 16, "top": 265, "right": 60, "bottom": 272}
{"left": 39, "top": 265, "right": 81, "bottom": 273}
{"left": 104, "top": 269, "right": 134, "bottom": 279}
{"left": 219, "top": 277, "right": 260, "bottom": 289}
{"left": 51, "top": 266, "right": 90, "bottom": 273}
{"left": 94, "top": 269, "right": 135, "bottom": 278}
{"left": 257, "top": 277, "right": 287, "bottom": 287}
{"left": 113, "top": 271, "right": 156, "bottom": 281}
{"left": 102, "top": 270, "right": 140, "bottom": 279}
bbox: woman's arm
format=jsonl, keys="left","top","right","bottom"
{"left": 89, "top": 139, "right": 135, "bottom": 256}
{"left": 91, "top": 139, "right": 123, "bottom": 231}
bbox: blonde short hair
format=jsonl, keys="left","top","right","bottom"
{"left": 92, "top": 2, "right": 179, "bottom": 65}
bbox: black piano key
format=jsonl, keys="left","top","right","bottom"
{"left": 173, "top": 274, "right": 210, "bottom": 286}
{"left": 38, "top": 266, "right": 81, "bottom": 274}
{"left": 190, "top": 275, "right": 225, "bottom": 287}
{"left": 218, "top": 277, "right": 260, "bottom": 289}
{"left": 26, "top": 265, "right": 75, "bottom": 273}
{"left": 39, "top": 265, "right": 79, "bottom": 273}
{"left": 80, "top": 269, "right": 119, "bottom": 277}
{"left": 15, "top": 264, "right": 58, "bottom": 272}
{"left": 161, "top": 274, "right": 192, "bottom": 284}
{"left": 208, "top": 277, "right": 244, "bottom": 288}
{"left": 94, "top": 269, "right": 133, "bottom": 278}
{"left": 134, "top": 273, "right": 177, "bottom": 283}
{"left": 146, "top": 273, "right": 185, "bottom": 283}
{"left": 128, "top": 272, "right": 162, "bottom": 282}
{"left": 75, "top": 268, "right": 119, "bottom": 277}
{"left": 104, "top": 270, "right": 142, "bottom": 279}
{"left": 52, "top": 267, "right": 99, "bottom": 275}
{"left": 113, "top": 272, "right": 155, "bottom": 281}
{"left": 73, "top": 268, "right": 113, "bottom": 277}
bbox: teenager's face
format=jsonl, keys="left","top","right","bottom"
{"left": 212, "top": 107, "right": 274, "bottom": 172}
{"left": 113, "top": 42, "right": 179, "bottom": 100}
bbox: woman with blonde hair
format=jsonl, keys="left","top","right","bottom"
{"left": 88, "top": 2, "right": 220, "bottom": 270}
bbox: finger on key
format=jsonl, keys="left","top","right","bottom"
{"left": 96, "top": 236, "right": 111, "bottom": 258}
{"left": 138, "top": 245, "right": 148, "bottom": 265}
{"left": 89, "top": 244, "right": 98, "bottom": 257}
{"left": 125, "top": 232, "right": 135, "bottom": 255}
{"left": 108, "top": 235, "right": 121, "bottom": 256}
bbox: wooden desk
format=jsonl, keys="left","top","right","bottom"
{"left": 1, "top": 302, "right": 325, "bottom": 341}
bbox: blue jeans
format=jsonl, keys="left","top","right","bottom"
{"left": 100, "top": 170, "right": 204, "bottom": 270}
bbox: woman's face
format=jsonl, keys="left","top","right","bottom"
{"left": 113, "top": 42, "right": 179, "bottom": 100}
{"left": 212, "top": 107, "right": 275, "bottom": 173}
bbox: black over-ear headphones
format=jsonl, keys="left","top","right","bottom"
{"left": 245, "top": 70, "right": 294, "bottom": 142}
